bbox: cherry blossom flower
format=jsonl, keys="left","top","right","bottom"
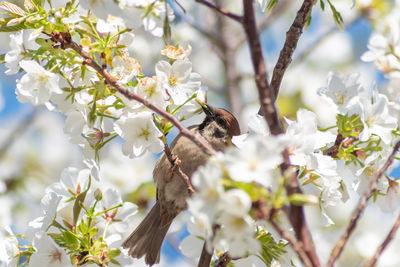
{"left": 114, "top": 111, "right": 164, "bottom": 157}
{"left": 110, "top": 55, "right": 142, "bottom": 84}
{"left": 156, "top": 59, "right": 201, "bottom": 105}
{"left": 350, "top": 92, "right": 397, "bottom": 144}
{"left": 25, "top": 192, "right": 62, "bottom": 241}
{"left": 95, "top": 188, "right": 138, "bottom": 234}
{"left": 161, "top": 44, "right": 192, "bottom": 60}
{"left": 134, "top": 76, "right": 168, "bottom": 109}
{"left": 318, "top": 71, "right": 362, "bottom": 112}
{"left": 284, "top": 109, "right": 335, "bottom": 166}
{"left": 223, "top": 135, "right": 283, "bottom": 188}
{"left": 0, "top": 227, "right": 19, "bottom": 267}
{"left": 16, "top": 60, "right": 62, "bottom": 106}
{"left": 30, "top": 231, "right": 72, "bottom": 267}
{"left": 5, "top": 30, "right": 38, "bottom": 75}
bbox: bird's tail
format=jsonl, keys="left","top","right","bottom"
{"left": 122, "top": 202, "right": 171, "bottom": 266}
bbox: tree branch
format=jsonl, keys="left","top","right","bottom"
{"left": 364, "top": 213, "right": 400, "bottom": 267}
{"left": 48, "top": 31, "right": 215, "bottom": 156}
{"left": 270, "top": 0, "right": 314, "bottom": 99}
{"left": 198, "top": 241, "right": 212, "bottom": 267}
{"left": 327, "top": 140, "right": 400, "bottom": 267}
{"left": 242, "top": 0, "right": 282, "bottom": 135}
{"left": 240, "top": 1, "right": 320, "bottom": 265}
{"left": 194, "top": 0, "right": 243, "bottom": 22}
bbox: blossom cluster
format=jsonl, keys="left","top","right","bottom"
{"left": 0, "top": 0, "right": 206, "bottom": 176}
{"left": 0, "top": 167, "right": 138, "bottom": 266}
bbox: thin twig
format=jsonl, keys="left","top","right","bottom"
{"left": 198, "top": 241, "right": 212, "bottom": 267}
{"left": 270, "top": 0, "right": 314, "bottom": 99}
{"left": 270, "top": 219, "right": 312, "bottom": 267}
{"left": 163, "top": 143, "right": 195, "bottom": 193}
{"left": 242, "top": 0, "right": 282, "bottom": 135}
{"left": 364, "top": 213, "right": 400, "bottom": 267}
{"left": 327, "top": 140, "right": 400, "bottom": 267}
{"left": 194, "top": 0, "right": 243, "bottom": 22}
{"left": 48, "top": 31, "right": 215, "bottom": 155}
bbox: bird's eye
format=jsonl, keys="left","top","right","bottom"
{"left": 216, "top": 117, "right": 226, "bottom": 127}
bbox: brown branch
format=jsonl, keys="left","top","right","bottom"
{"left": 240, "top": 1, "right": 320, "bottom": 265}
{"left": 163, "top": 143, "right": 195, "bottom": 193}
{"left": 269, "top": 219, "right": 312, "bottom": 267}
{"left": 48, "top": 31, "right": 215, "bottom": 156}
{"left": 242, "top": 0, "right": 282, "bottom": 135}
{"left": 198, "top": 241, "right": 212, "bottom": 267}
{"left": 364, "top": 213, "right": 400, "bottom": 267}
{"left": 327, "top": 140, "right": 400, "bottom": 267}
{"left": 270, "top": 0, "right": 314, "bottom": 99}
{"left": 194, "top": 0, "right": 243, "bottom": 22}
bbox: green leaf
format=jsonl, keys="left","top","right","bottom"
{"left": 326, "top": 0, "right": 343, "bottom": 27}
{"left": 288, "top": 193, "right": 319, "bottom": 205}
{"left": 73, "top": 191, "right": 87, "bottom": 226}
{"left": 31, "top": 0, "right": 45, "bottom": 8}
{"left": 319, "top": 0, "right": 325, "bottom": 10}
{"left": 0, "top": 1, "right": 27, "bottom": 16}
{"left": 77, "top": 220, "right": 89, "bottom": 235}
{"left": 108, "top": 248, "right": 121, "bottom": 259}
{"left": 267, "top": 0, "right": 279, "bottom": 10}
{"left": 257, "top": 229, "right": 287, "bottom": 266}
{"left": 62, "top": 231, "right": 80, "bottom": 250}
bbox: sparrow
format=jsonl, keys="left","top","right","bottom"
{"left": 122, "top": 105, "right": 241, "bottom": 266}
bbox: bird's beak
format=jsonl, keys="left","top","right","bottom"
{"left": 201, "top": 104, "right": 215, "bottom": 118}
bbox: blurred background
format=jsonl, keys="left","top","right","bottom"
{"left": 1, "top": 0, "right": 400, "bottom": 266}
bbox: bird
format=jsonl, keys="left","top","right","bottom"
{"left": 122, "top": 104, "right": 241, "bottom": 266}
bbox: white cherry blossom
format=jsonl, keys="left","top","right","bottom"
{"left": 0, "top": 227, "right": 19, "bottom": 267}
{"left": 30, "top": 231, "right": 72, "bottom": 267}
{"left": 16, "top": 60, "right": 62, "bottom": 106}
{"left": 134, "top": 76, "right": 168, "bottom": 109}
{"left": 318, "top": 71, "right": 362, "bottom": 112}
{"left": 350, "top": 92, "right": 397, "bottom": 144}
{"left": 114, "top": 111, "right": 164, "bottom": 157}
{"left": 223, "top": 135, "right": 283, "bottom": 188}
{"left": 156, "top": 59, "right": 201, "bottom": 105}
{"left": 110, "top": 55, "right": 142, "bottom": 84}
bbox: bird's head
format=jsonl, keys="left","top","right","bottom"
{"left": 198, "top": 104, "right": 240, "bottom": 140}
